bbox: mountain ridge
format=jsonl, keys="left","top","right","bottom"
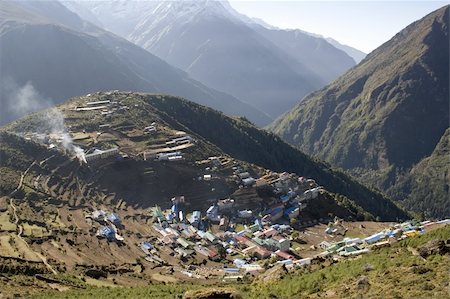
{"left": 70, "top": 0, "right": 357, "bottom": 119}
{"left": 0, "top": 0, "right": 270, "bottom": 126}
{"left": 269, "top": 5, "right": 449, "bottom": 218}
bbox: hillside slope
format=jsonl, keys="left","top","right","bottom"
{"left": 0, "top": 91, "right": 413, "bottom": 296}
{"left": 391, "top": 128, "right": 450, "bottom": 217}
{"left": 2, "top": 92, "right": 406, "bottom": 221}
{"left": 20, "top": 224, "right": 450, "bottom": 298}
{"left": 270, "top": 6, "right": 449, "bottom": 218}
{"left": 0, "top": 0, "right": 269, "bottom": 126}
{"left": 131, "top": 93, "right": 406, "bottom": 221}
{"left": 252, "top": 25, "right": 356, "bottom": 82}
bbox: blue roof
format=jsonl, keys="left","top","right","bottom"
{"left": 100, "top": 226, "right": 115, "bottom": 237}
{"left": 224, "top": 268, "right": 240, "bottom": 273}
{"left": 271, "top": 207, "right": 284, "bottom": 215}
{"left": 142, "top": 242, "right": 153, "bottom": 250}
{"left": 108, "top": 213, "right": 120, "bottom": 223}
{"left": 285, "top": 207, "right": 298, "bottom": 213}
{"left": 280, "top": 194, "right": 290, "bottom": 202}
{"left": 233, "top": 258, "right": 247, "bottom": 267}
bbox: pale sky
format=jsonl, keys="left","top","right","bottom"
{"left": 229, "top": 0, "right": 449, "bottom": 53}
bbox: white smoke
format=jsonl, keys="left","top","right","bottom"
{"left": 1, "top": 78, "right": 52, "bottom": 120}
{"left": 10, "top": 81, "right": 51, "bottom": 114}
{"left": 4, "top": 79, "right": 87, "bottom": 164}
{"left": 43, "top": 108, "right": 87, "bottom": 164}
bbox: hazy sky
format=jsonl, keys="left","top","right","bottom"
{"left": 229, "top": 0, "right": 449, "bottom": 53}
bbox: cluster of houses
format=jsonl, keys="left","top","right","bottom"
{"left": 144, "top": 203, "right": 450, "bottom": 280}
{"left": 143, "top": 134, "right": 195, "bottom": 162}
{"left": 318, "top": 219, "right": 450, "bottom": 259}
{"left": 140, "top": 156, "right": 450, "bottom": 279}
{"left": 86, "top": 209, "right": 124, "bottom": 242}
{"left": 73, "top": 94, "right": 129, "bottom": 117}
{"left": 231, "top": 167, "right": 324, "bottom": 224}
{"left": 130, "top": 159, "right": 335, "bottom": 275}
{"left": 147, "top": 206, "right": 306, "bottom": 275}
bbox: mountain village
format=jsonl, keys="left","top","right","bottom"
{"left": 9, "top": 93, "right": 449, "bottom": 284}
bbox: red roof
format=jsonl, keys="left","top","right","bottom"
{"left": 263, "top": 228, "right": 278, "bottom": 237}
{"left": 275, "top": 250, "right": 295, "bottom": 260}
{"left": 207, "top": 248, "right": 218, "bottom": 257}
{"left": 235, "top": 235, "right": 250, "bottom": 243}
{"left": 254, "top": 246, "right": 271, "bottom": 258}
{"left": 272, "top": 235, "right": 285, "bottom": 241}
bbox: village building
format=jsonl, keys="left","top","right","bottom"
{"left": 190, "top": 211, "right": 202, "bottom": 227}
{"left": 242, "top": 177, "right": 256, "bottom": 187}
{"left": 219, "top": 217, "right": 229, "bottom": 230}
{"left": 241, "top": 264, "right": 264, "bottom": 273}
{"left": 108, "top": 213, "right": 120, "bottom": 224}
{"left": 238, "top": 172, "right": 250, "bottom": 179}
{"left": 98, "top": 226, "right": 115, "bottom": 240}
{"left": 246, "top": 245, "right": 271, "bottom": 259}
{"left": 275, "top": 250, "right": 296, "bottom": 261}
{"left": 85, "top": 147, "right": 120, "bottom": 163}
{"left": 177, "top": 237, "right": 193, "bottom": 249}
{"left": 218, "top": 198, "right": 235, "bottom": 211}
{"left": 206, "top": 205, "right": 220, "bottom": 222}
{"left": 156, "top": 151, "right": 182, "bottom": 161}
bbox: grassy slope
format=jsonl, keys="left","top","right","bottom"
{"left": 247, "top": 225, "right": 450, "bottom": 298}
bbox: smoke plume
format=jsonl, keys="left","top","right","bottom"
{"left": 42, "top": 108, "right": 87, "bottom": 164}
{"left": 3, "top": 79, "right": 86, "bottom": 163}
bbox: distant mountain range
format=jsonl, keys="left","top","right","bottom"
{"left": 69, "top": 0, "right": 362, "bottom": 119}
{"left": 0, "top": 0, "right": 270, "bottom": 126}
{"left": 270, "top": 6, "right": 449, "bottom": 218}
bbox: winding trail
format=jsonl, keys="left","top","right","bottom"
{"left": 8, "top": 161, "right": 58, "bottom": 275}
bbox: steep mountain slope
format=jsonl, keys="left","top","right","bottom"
{"left": 126, "top": 0, "right": 322, "bottom": 118}
{"left": 0, "top": 0, "right": 269, "bottom": 126}
{"left": 270, "top": 6, "right": 449, "bottom": 218}
{"left": 392, "top": 128, "right": 450, "bottom": 218}
{"left": 65, "top": 0, "right": 159, "bottom": 37}
{"left": 252, "top": 26, "right": 356, "bottom": 82}
{"left": 72, "top": 0, "right": 356, "bottom": 119}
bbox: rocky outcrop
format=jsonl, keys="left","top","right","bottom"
{"left": 183, "top": 288, "right": 242, "bottom": 299}
{"left": 418, "top": 239, "right": 450, "bottom": 258}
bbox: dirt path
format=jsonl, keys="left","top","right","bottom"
{"left": 8, "top": 161, "right": 58, "bottom": 275}
{"left": 39, "top": 154, "right": 56, "bottom": 167}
